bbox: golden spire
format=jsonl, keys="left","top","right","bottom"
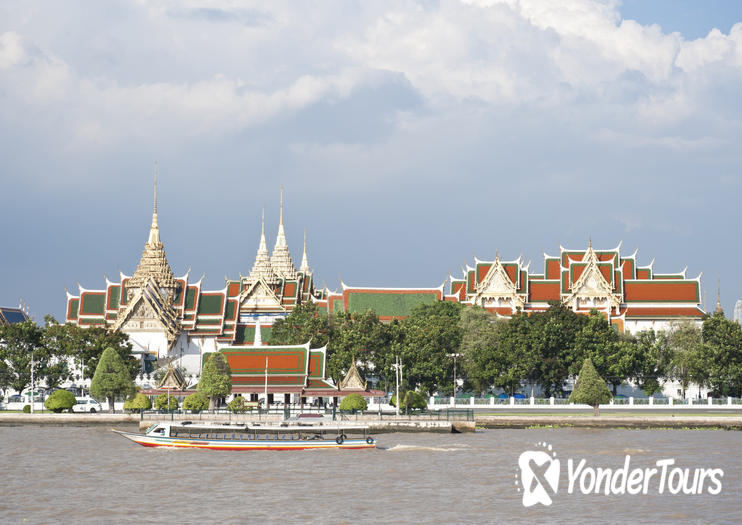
{"left": 129, "top": 164, "right": 177, "bottom": 294}
{"left": 715, "top": 276, "right": 723, "bottom": 314}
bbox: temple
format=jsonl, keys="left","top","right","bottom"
{"left": 64, "top": 177, "right": 706, "bottom": 396}
{"left": 0, "top": 304, "right": 30, "bottom": 326}
{"left": 447, "top": 241, "right": 704, "bottom": 333}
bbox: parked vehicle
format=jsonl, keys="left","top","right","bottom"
{"left": 71, "top": 397, "right": 103, "bottom": 413}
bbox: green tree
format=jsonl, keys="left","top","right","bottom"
{"left": 569, "top": 358, "right": 612, "bottom": 416}
{"left": 123, "top": 393, "right": 152, "bottom": 411}
{"left": 667, "top": 321, "right": 705, "bottom": 399}
{"left": 154, "top": 393, "right": 179, "bottom": 411}
{"left": 391, "top": 390, "right": 428, "bottom": 412}
{"left": 270, "top": 302, "right": 331, "bottom": 347}
{"left": 634, "top": 330, "right": 671, "bottom": 396}
{"left": 90, "top": 347, "right": 135, "bottom": 413}
{"left": 227, "top": 395, "right": 248, "bottom": 413}
{"left": 702, "top": 312, "right": 742, "bottom": 397}
{"left": 338, "top": 393, "right": 368, "bottom": 412}
{"left": 183, "top": 392, "right": 210, "bottom": 412}
{"left": 531, "top": 302, "right": 588, "bottom": 397}
{"left": 44, "top": 389, "right": 76, "bottom": 412}
{"left": 197, "top": 352, "right": 232, "bottom": 411}
{"left": 573, "top": 312, "right": 641, "bottom": 395}
{"left": 399, "top": 301, "right": 463, "bottom": 395}
{"left": 0, "top": 320, "right": 45, "bottom": 394}
{"left": 327, "top": 310, "right": 389, "bottom": 384}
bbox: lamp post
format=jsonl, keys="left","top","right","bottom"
{"left": 447, "top": 353, "right": 462, "bottom": 406}
{"left": 30, "top": 350, "right": 34, "bottom": 414}
{"left": 392, "top": 356, "right": 403, "bottom": 416}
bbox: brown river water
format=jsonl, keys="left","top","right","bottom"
{"left": 1, "top": 424, "right": 740, "bottom": 524}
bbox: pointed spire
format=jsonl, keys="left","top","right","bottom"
{"left": 148, "top": 161, "right": 161, "bottom": 245}
{"left": 248, "top": 205, "right": 277, "bottom": 284}
{"left": 130, "top": 165, "right": 177, "bottom": 295}
{"left": 300, "top": 229, "right": 311, "bottom": 275}
{"left": 271, "top": 186, "right": 298, "bottom": 279}
{"left": 715, "top": 276, "right": 724, "bottom": 314}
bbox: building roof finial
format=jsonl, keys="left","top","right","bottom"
{"left": 300, "top": 228, "right": 311, "bottom": 274}
{"left": 271, "top": 186, "right": 298, "bottom": 279}
{"left": 715, "top": 276, "right": 724, "bottom": 314}
{"left": 154, "top": 160, "right": 158, "bottom": 215}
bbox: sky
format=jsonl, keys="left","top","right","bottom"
{"left": 1, "top": 0, "right": 742, "bottom": 321}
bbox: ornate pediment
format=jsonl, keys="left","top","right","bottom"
{"left": 473, "top": 256, "right": 525, "bottom": 310}
{"left": 157, "top": 362, "right": 187, "bottom": 390}
{"left": 112, "top": 278, "right": 181, "bottom": 347}
{"left": 239, "top": 278, "right": 285, "bottom": 312}
{"left": 563, "top": 245, "right": 620, "bottom": 312}
{"left": 340, "top": 361, "right": 367, "bottom": 391}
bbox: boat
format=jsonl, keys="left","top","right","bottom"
{"left": 112, "top": 421, "right": 377, "bottom": 450}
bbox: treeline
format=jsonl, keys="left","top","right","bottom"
{"left": 0, "top": 316, "right": 136, "bottom": 398}
{"left": 271, "top": 301, "right": 742, "bottom": 398}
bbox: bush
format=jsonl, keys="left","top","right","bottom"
{"left": 182, "top": 392, "right": 209, "bottom": 412}
{"left": 390, "top": 391, "right": 428, "bottom": 411}
{"left": 339, "top": 393, "right": 368, "bottom": 412}
{"left": 44, "top": 389, "right": 77, "bottom": 413}
{"left": 123, "top": 393, "right": 152, "bottom": 411}
{"left": 227, "top": 395, "right": 249, "bottom": 413}
{"left": 154, "top": 393, "right": 179, "bottom": 411}
{"left": 22, "top": 404, "right": 31, "bottom": 413}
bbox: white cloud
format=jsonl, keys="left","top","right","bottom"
{"left": 0, "top": 31, "right": 26, "bottom": 69}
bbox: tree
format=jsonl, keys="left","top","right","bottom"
{"left": 667, "top": 321, "right": 705, "bottom": 399}
{"left": 0, "top": 320, "right": 44, "bottom": 394}
{"left": 154, "top": 393, "right": 179, "bottom": 411}
{"left": 123, "top": 393, "right": 152, "bottom": 411}
{"left": 183, "top": 392, "right": 210, "bottom": 412}
{"left": 327, "top": 310, "right": 389, "bottom": 384}
{"left": 44, "top": 389, "right": 76, "bottom": 413}
{"left": 197, "top": 352, "right": 232, "bottom": 410}
{"left": 338, "top": 393, "right": 368, "bottom": 412}
{"left": 531, "top": 302, "right": 588, "bottom": 397}
{"left": 90, "top": 347, "right": 135, "bottom": 413}
{"left": 572, "top": 312, "right": 642, "bottom": 395}
{"left": 391, "top": 390, "right": 428, "bottom": 412}
{"left": 399, "top": 301, "right": 463, "bottom": 395}
{"left": 702, "top": 312, "right": 742, "bottom": 397}
{"left": 270, "top": 302, "right": 331, "bottom": 347}
{"left": 634, "top": 330, "right": 671, "bottom": 396}
{"left": 569, "top": 358, "right": 612, "bottom": 416}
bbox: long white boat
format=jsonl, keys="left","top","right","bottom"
{"left": 112, "top": 421, "right": 377, "bottom": 450}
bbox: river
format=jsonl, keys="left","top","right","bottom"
{"left": 1, "top": 425, "right": 739, "bottom": 524}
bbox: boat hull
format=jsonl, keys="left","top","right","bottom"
{"left": 112, "top": 430, "right": 376, "bottom": 450}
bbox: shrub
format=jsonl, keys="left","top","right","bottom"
{"left": 123, "top": 393, "right": 152, "bottom": 411}
{"left": 44, "top": 389, "right": 77, "bottom": 413}
{"left": 390, "top": 391, "right": 427, "bottom": 411}
{"left": 227, "top": 395, "right": 248, "bottom": 413}
{"left": 22, "top": 404, "right": 31, "bottom": 413}
{"left": 154, "top": 393, "right": 179, "bottom": 411}
{"left": 182, "top": 392, "right": 209, "bottom": 412}
{"left": 197, "top": 352, "right": 232, "bottom": 410}
{"left": 339, "top": 393, "right": 368, "bottom": 412}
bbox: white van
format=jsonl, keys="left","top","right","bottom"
{"left": 71, "top": 397, "right": 103, "bottom": 413}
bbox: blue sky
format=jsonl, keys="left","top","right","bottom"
{"left": 1, "top": 0, "right": 741, "bottom": 321}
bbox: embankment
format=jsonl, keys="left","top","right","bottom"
{"left": 476, "top": 415, "right": 742, "bottom": 430}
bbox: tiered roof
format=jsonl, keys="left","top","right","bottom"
{"left": 0, "top": 306, "right": 29, "bottom": 326}
{"left": 449, "top": 241, "right": 704, "bottom": 327}
{"left": 269, "top": 188, "right": 298, "bottom": 280}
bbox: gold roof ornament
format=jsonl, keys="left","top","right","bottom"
{"left": 340, "top": 360, "right": 367, "bottom": 391}
{"left": 128, "top": 164, "right": 178, "bottom": 297}
{"left": 715, "top": 276, "right": 724, "bottom": 315}
{"left": 270, "top": 186, "right": 299, "bottom": 280}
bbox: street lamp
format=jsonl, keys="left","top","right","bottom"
{"left": 447, "top": 353, "right": 462, "bottom": 406}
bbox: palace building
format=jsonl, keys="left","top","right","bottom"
{"left": 446, "top": 241, "right": 704, "bottom": 333}
{"left": 64, "top": 180, "right": 706, "bottom": 394}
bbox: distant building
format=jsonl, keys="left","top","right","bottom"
{"left": 734, "top": 300, "right": 742, "bottom": 324}
{"left": 0, "top": 305, "right": 30, "bottom": 326}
